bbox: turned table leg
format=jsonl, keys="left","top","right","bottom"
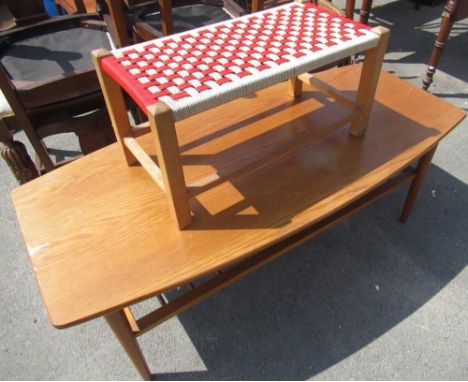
{"left": 105, "top": 309, "right": 152, "bottom": 380}
{"left": 400, "top": 146, "right": 437, "bottom": 222}
{"left": 0, "top": 119, "right": 38, "bottom": 184}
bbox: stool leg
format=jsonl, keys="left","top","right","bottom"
{"left": 350, "top": 26, "right": 389, "bottom": 137}
{"left": 92, "top": 49, "right": 138, "bottom": 166}
{"left": 105, "top": 310, "right": 152, "bottom": 381}
{"left": 422, "top": 0, "right": 456, "bottom": 91}
{"left": 400, "top": 146, "right": 437, "bottom": 223}
{"left": 287, "top": 77, "right": 303, "bottom": 99}
{"left": 148, "top": 103, "right": 192, "bottom": 229}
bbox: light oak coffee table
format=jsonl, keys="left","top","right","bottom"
{"left": 11, "top": 64, "right": 465, "bottom": 379}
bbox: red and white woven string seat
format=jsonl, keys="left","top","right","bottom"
{"left": 93, "top": 0, "right": 389, "bottom": 229}
{"left": 100, "top": 1, "right": 379, "bottom": 121}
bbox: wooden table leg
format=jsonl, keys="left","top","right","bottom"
{"left": 400, "top": 145, "right": 437, "bottom": 222}
{"left": 105, "top": 310, "right": 152, "bottom": 381}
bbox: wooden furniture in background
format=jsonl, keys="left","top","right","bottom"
{"left": 55, "top": 0, "right": 97, "bottom": 13}
{"left": 94, "top": 2, "right": 388, "bottom": 228}
{"left": 340, "top": 0, "right": 373, "bottom": 23}
{"left": 11, "top": 65, "right": 466, "bottom": 379}
{"left": 0, "top": 0, "right": 115, "bottom": 176}
{"left": 422, "top": 0, "right": 468, "bottom": 90}
{"left": 104, "top": 0, "right": 246, "bottom": 48}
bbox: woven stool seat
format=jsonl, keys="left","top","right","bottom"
{"left": 101, "top": 2, "right": 379, "bottom": 121}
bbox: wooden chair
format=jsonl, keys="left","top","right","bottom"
{"left": 104, "top": 0, "right": 246, "bottom": 47}
{"left": 345, "top": 0, "right": 468, "bottom": 92}
{"left": 0, "top": 0, "right": 115, "bottom": 177}
{"left": 422, "top": 0, "right": 468, "bottom": 90}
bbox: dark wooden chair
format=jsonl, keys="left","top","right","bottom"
{"left": 0, "top": 0, "right": 115, "bottom": 180}
{"left": 104, "top": 0, "right": 246, "bottom": 47}
{"left": 343, "top": 0, "right": 468, "bottom": 91}
{"left": 422, "top": 0, "right": 468, "bottom": 90}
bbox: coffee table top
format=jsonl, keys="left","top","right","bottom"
{"left": 101, "top": 2, "right": 378, "bottom": 120}
{"left": 11, "top": 65, "right": 465, "bottom": 328}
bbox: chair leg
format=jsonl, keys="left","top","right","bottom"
{"left": 358, "top": 0, "right": 373, "bottom": 25}
{"left": 22, "top": 127, "right": 56, "bottom": 172}
{"left": 350, "top": 26, "right": 389, "bottom": 137}
{"left": 103, "top": 0, "right": 130, "bottom": 47}
{"left": 400, "top": 146, "right": 437, "bottom": 223}
{"left": 158, "top": 0, "right": 175, "bottom": 35}
{"left": 0, "top": 119, "right": 38, "bottom": 184}
{"left": 345, "top": 0, "right": 356, "bottom": 19}
{"left": 422, "top": 0, "right": 456, "bottom": 90}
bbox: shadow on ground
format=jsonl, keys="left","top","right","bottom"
{"left": 150, "top": 164, "right": 467, "bottom": 380}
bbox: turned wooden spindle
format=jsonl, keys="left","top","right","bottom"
{"left": 422, "top": 0, "right": 459, "bottom": 90}
{"left": 358, "top": 0, "right": 373, "bottom": 25}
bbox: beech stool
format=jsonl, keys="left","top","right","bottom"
{"left": 93, "top": 0, "right": 389, "bottom": 229}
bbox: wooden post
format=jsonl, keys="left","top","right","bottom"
{"left": 0, "top": 66, "right": 55, "bottom": 172}
{"left": 287, "top": 77, "right": 303, "bottom": 99}
{"left": 400, "top": 146, "right": 437, "bottom": 223}
{"left": 251, "top": 0, "right": 263, "bottom": 12}
{"left": 158, "top": 0, "right": 175, "bottom": 35}
{"left": 104, "top": 0, "right": 130, "bottom": 47}
{"left": 105, "top": 310, "right": 151, "bottom": 381}
{"left": 422, "top": 0, "right": 458, "bottom": 90}
{"left": 73, "top": 0, "right": 87, "bottom": 13}
{"left": 92, "top": 49, "right": 138, "bottom": 166}
{"left": 350, "top": 26, "right": 390, "bottom": 137}
{"left": 0, "top": 119, "right": 39, "bottom": 184}
{"left": 147, "top": 103, "right": 192, "bottom": 229}
{"left": 358, "top": 0, "right": 373, "bottom": 25}
{"left": 345, "top": 0, "right": 356, "bottom": 19}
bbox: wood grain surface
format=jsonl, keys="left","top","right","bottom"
{"left": 11, "top": 65, "right": 466, "bottom": 328}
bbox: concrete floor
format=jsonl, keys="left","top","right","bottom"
{"left": 1, "top": 0, "right": 467, "bottom": 379}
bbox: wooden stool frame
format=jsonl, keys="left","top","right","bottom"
{"left": 92, "top": 20, "right": 389, "bottom": 229}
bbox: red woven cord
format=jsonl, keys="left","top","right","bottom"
{"left": 101, "top": 2, "right": 373, "bottom": 111}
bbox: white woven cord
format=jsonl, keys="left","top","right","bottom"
{"left": 108, "top": 2, "right": 380, "bottom": 121}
